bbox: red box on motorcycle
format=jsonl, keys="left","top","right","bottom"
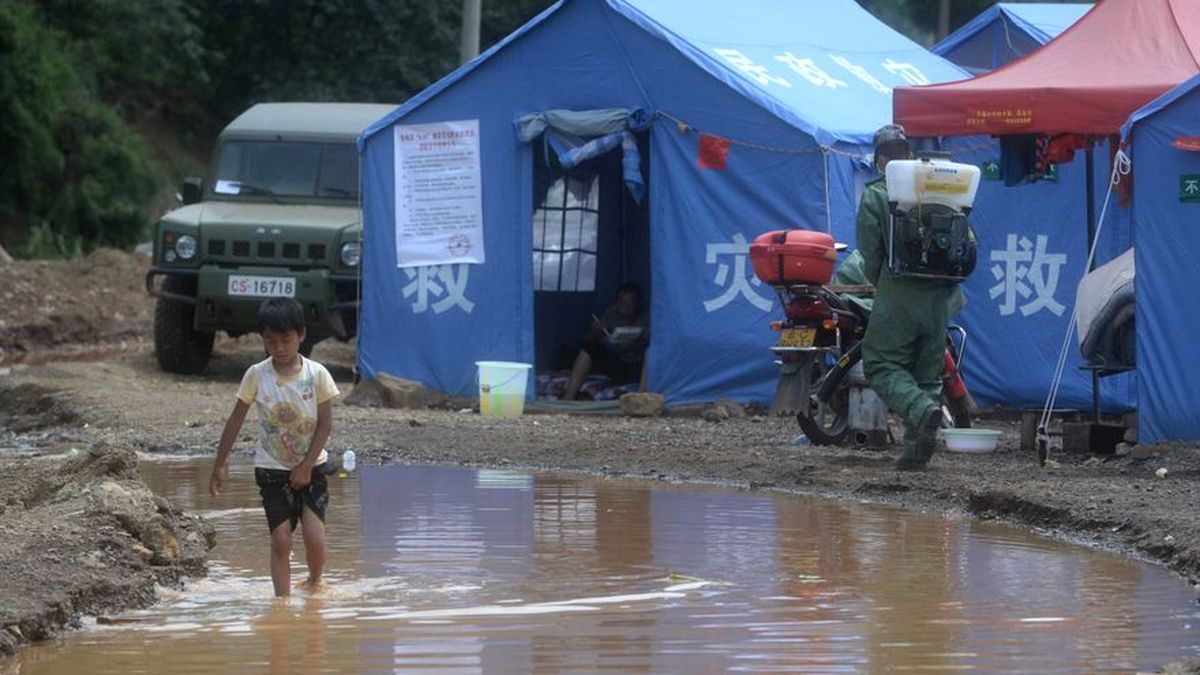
{"left": 749, "top": 229, "right": 837, "bottom": 286}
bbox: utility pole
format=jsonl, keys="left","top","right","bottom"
{"left": 460, "top": 0, "right": 481, "bottom": 64}
{"left": 937, "top": 0, "right": 950, "bottom": 40}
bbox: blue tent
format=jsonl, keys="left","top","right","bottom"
{"left": 356, "top": 0, "right": 967, "bottom": 404}
{"left": 934, "top": 3, "right": 1092, "bottom": 73}
{"left": 1120, "top": 74, "right": 1200, "bottom": 442}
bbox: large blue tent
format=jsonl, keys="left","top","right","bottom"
{"left": 933, "top": 3, "right": 1093, "bottom": 73}
{"left": 1120, "top": 74, "right": 1200, "bottom": 442}
{"left": 355, "top": 0, "right": 968, "bottom": 404}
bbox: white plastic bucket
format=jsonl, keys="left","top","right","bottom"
{"left": 474, "top": 361, "right": 532, "bottom": 418}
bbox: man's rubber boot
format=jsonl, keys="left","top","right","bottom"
{"left": 896, "top": 405, "right": 941, "bottom": 471}
{"left": 915, "top": 404, "right": 942, "bottom": 463}
{"left": 894, "top": 452, "right": 924, "bottom": 471}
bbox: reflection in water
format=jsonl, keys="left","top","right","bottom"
{"left": 256, "top": 598, "right": 328, "bottom": 675}
{"left": 13, "top": 458, "right": 1199, "bottom": 674}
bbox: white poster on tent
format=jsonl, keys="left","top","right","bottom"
{"left": 393, "top": 119, "right": 484, "bottom": 268}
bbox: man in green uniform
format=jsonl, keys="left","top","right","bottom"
{"left": 856, "top": 125, "right": 957, "bottom": 471}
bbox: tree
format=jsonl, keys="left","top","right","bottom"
{"left": 200, "top": 0, "right": 462, "bottom": 122}
{"left": 0, "top": 1, "right": 70, "bottom": 243}
{"left": 197, "top": 0, "right": 555, "bottom": 124}
{"left": 0, "top": 1, "right": 160, "bottom": 257}
{"left": 856, "top": 0, "right": 994, "bottom": 45}
{"left": 36, "top": 0, "right": 209, "bottom": 124}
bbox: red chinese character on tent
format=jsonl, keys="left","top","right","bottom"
{"left": 697, "top": 133, "right": 732, "bottom": 170}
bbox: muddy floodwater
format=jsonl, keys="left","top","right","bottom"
{"left": 10, "top": 457, "right": 1200, "bottom": 673}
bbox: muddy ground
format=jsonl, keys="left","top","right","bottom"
{"left": 0, "top": 439, "right": 214, "bottom": 656}
{"left": 0, "top": 252, "right": 1198, "bottom": 670}
{"left": 0, "top": 250, "right": 154, "bottom": 365}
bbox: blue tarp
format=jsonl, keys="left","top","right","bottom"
{"left": 355, "top": 0, "right": 968, "bottom": 404}
{"left": 1120, "top": 74, "right": 1200, "bottom": 442}
{"left": 934, "top": 3, "right": 1092, "bottom": 73}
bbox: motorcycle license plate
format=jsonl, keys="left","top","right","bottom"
{"left": 777, "top": 327, "right": 816, "bottom": 348}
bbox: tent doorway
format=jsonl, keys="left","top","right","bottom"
{"left": 531, "top": 132, "right": 650, "bottom": 401}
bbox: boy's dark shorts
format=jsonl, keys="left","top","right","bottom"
{"left": 255, "top": 462, "right": 335, "bottom": 533}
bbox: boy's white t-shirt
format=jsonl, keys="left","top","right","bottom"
{"left": 236, "top": 356, "right": 340, "bottom": 470}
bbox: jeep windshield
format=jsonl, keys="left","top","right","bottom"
{"left": 211, "top": 141, "right": 358, "bottom": 201}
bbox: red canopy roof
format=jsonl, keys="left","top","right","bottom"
{"left": 894, "top": 0, "right": 1200, "bottom": 137}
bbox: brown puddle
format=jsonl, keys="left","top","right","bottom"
{"left": 11, "top": 458, "right": 1200, "bottom": 673}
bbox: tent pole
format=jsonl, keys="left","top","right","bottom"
{"left": 1085, "top": 144, "right": 1096, "bottom": 273}
{"left": 1085, "top": 143, "right": 1102, "bottom": 423}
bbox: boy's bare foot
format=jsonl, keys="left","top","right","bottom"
{"left": 296, "top": 578, "right": 328, "bottom": 593}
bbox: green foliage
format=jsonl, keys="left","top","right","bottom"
{"left": 12, "top": 97, "right": 161, "bottom": 259}
{"left": 199, "top": 0, "right": 556, "bottom": 123}
{"left": 481, "top": 0, "right": 557, "bottom": 48}
{"left": 0, "top": 1, "right": 71, "bottom": 226}
{"left": 36, "top": 0, "right": 209, "bottom": 122}
{"left": 18, "top": 222, "right": 83, "bottom": 260}
{"left": 201, "top": 0, "right": 460, "bottom": 123}
{"left": 857, "top": 0, "right": 990, "bottom": 45}
{"left": 2, "top": 0, "right": 561, "bottom": 259}
{"left": 0, "top": 1, "right": 162, "bottom": 259}
{"left": 43, "top": 102, "right": 161, "bottom": 256}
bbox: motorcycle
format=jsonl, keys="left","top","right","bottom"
{"left": 752, "top": 233, "right": 975, "bottom": 447}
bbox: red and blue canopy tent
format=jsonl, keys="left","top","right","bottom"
{"left": 898, "top": 0, "right": 1200, "bottom": 137}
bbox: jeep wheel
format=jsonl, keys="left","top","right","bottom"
{"left": 154, "top": 275, "right": 215, "bottom": 374}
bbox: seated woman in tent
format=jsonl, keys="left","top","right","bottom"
{"left": 561, "top": 282, "right": 649, "bottom": 400}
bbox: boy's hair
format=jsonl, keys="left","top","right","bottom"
{"left": 256, "top": 298, "right": 306, "bottom": 334}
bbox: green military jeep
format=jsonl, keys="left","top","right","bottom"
{"left": 147, "top": 103, "right": 394, "bottom": 374}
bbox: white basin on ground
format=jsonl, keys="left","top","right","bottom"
{"left": 941, "top": 428, "right": 1002, "bottom": 453}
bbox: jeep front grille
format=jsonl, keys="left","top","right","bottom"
{"left": 200, "top": 238, "right": 333, "bottom": 265}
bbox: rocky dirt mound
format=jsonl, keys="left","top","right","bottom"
{"left": 0, "top": 249, "right": 154, "bottom": 364}
{"left": 0, "top": 443, "right": 214, "bottom": 656}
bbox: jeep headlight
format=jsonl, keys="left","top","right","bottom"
{"left": 340, "top": 241, "right": 361, "bottom": 267}
{"left": 175, "top": 234, "right": 197, "bottom": 260}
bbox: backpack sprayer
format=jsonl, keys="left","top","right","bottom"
{"left": 884, "top": 152, "right": 981, "bottom": 281}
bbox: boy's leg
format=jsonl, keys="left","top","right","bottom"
{"left": 299, "top": 504, "right": 327, "bottom": 587}
{"left": 269, "top": 521, "right": 294, "bottom": 597}
{"left": 258, "top": 468, "right": 298, "bottom": 597}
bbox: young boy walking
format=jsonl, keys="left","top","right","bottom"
{"left": 209, "top": 298, "right": 340, "bottom": 597}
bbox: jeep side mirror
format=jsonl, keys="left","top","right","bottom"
{"left": 181, "top": 177, "right": 204, "bottom": 205}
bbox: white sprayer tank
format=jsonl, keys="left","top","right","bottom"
{"left": 885, "top": 158, "right": 981, "bottom": 210}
